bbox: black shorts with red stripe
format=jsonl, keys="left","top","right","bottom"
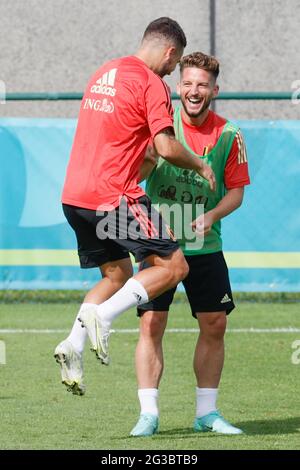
{"left": 62, "top": 195, "right": 179, "bottom": 268}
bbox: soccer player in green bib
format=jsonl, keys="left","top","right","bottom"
{"left": 131, "top": 52, "right": 250, "bottom": 436}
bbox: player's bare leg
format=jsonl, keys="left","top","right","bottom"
{"left": 135, "top": 311, "right": 168, "bottom": 389}
{"left": 193, "top": 312, "right": 243, "bottom": 434}
{"left": 84, "top": 257, "right": 133, "bottom": 304}
{"left": 135, "top": 249, "right": 188, "bottom": 299}
{"left": 79, "top": 248, "right": 188, "bottom": 365}
{"left": 54, "top": 258, "right": 132, "bottom": 393}
{"left": 130, "top": 310, "right": 167, "bottom": 436}
{"left": 194, "top": 312, "right": 226, "bottom": 389}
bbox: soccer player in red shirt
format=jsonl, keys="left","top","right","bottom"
{"left": 131, "top": 52, "right": 250, "bottom": 436}
{"left": 54, "top": 19, "right": 216, "bottom": 396}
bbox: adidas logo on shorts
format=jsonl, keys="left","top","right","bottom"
{"left": 220, "top": 293, "right": 231, "bottom": 304}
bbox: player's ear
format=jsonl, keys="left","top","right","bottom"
{"left": 166, "top": 46, "right": 176, "bottom": 60}
{"left": 176, "top": 81, "right": 181, "bottom": 95}
{"left": 213, "top": 83, "right": 219, "bottom": 98}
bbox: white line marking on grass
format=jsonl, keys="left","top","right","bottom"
{"left": 228, "top": 327, "right": 300, "bottom": 333}
{"left": 0, "top": 327, "right": 300, "bottom": 334}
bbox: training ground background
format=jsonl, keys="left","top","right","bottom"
{"left": 0, "top": 0, "right": 300, "bottom": 452}
{"left": 0, "top": 297, "right": 300, "bottom": 450}
{"left": 1, "top": 0, "right": 299, "bottom": 120}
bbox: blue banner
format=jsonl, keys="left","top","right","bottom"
{"left": 0, "top": 118, "right": 299, "bottom": 291}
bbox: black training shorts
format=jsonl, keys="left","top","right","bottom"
{"left": 62, "top": 195, "right": 179, "bottom": 268}
{"left": 138, "top": 251, "right": 235, "bottom": 317}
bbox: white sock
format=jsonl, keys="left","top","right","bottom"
{"left": 97, "top": 278, "right": 149, "bottom": 329}
{"left": 196, "top": 387, "right": 218, "bottom": 418}
{"left": 138, "top": 388, "right": 159, "bottom": 416}
{"left": 66, "top": 303, "right": 96, "bottom": 354}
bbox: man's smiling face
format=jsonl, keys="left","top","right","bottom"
{"left": 177, "top": 67, "right": 219, "bottom": 119}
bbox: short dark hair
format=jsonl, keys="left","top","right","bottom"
{"left": 180, "top": 52, "right": 219, "bottom": 79}
{"left": 143, "top": 17, "right": 187, "bottom": 48}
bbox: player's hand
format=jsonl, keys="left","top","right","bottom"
{"left": 196, "top": 161, "right": 216, "bottom": 191}
{"left": 191, "top": 211, "right": 215, "bottom": 237}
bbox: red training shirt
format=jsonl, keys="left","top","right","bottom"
{"left": 181, "top": 110, "right": 250, "bottom": 189}
{"left": 62, "top": 56, "right": 173, "bottom": 210}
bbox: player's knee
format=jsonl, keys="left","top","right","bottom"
{"left": 205, "top": 314, "right": 227, "bottom": 340}
{"left": 179, "top": 258, "right": 189, "bottom": 281}
{"left": 172, "top": 256, "right": 189, "bottom": 284}
{"left": 120, "top": 270, "right": 133, "bottom": 284}
{"left": 108, "top": 266, "right": 133, "bottom": 289}
{"left": 141, "top": 313, "right": 166, "bottom": 340}
{"left": 109, "top": 275, "right": 128, "bottom": 291}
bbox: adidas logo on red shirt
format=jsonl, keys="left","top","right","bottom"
{"left": 90, "top": 68, "right": 117, "bottom": 96}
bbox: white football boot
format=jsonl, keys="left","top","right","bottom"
{"left": 78, "top": 309, "right": 110, "bottom": 365}
{"left": 54, "top": 339, "right": 85, "bottom": 396}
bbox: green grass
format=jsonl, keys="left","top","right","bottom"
{"left": 1, "top": 290, "right": 299, "bottom": 303}
{"left": 0, "top": 301, "right": 300, "bottom": 450}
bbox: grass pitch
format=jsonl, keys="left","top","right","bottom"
{"left": 0, "top": 300, "right": 299, "bottom": 450}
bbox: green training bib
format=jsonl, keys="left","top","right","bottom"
{"left": 146, "top": 107, "right": 239, "bottom": 255}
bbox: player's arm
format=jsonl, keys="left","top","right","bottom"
{"left": 153, "top": 127, "right": 216, "bottom": 191}
{"left": 138, "top": 145, "right": 158, "bottom": 183}
{"left": 192, "top": 130, "right": 249, "bottom": 235}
